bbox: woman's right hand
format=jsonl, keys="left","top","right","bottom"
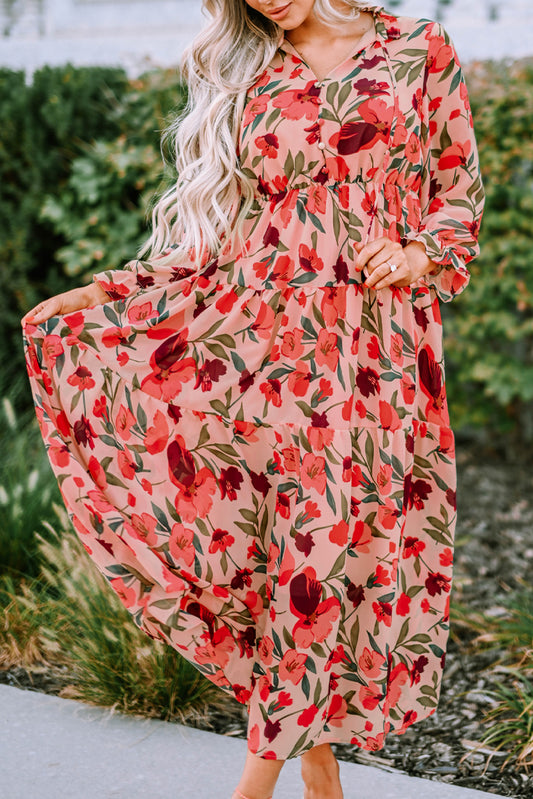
{"left": 21, "top": 282, "right": 109, "bottom": 326}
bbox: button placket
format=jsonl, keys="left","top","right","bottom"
{"left": 315, "top": 82, "right": 326, "bottom": 157}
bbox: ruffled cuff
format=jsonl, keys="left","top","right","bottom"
{"left": 406, "top": 230, "right": 471, "bottom": 303}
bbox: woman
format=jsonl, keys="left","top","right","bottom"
{"left": 21, "top": 1, "right": 484, "bottom": 797}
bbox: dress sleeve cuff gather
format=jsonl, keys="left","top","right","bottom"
{"left": 406, "top": 229, "right": 472, "bottom": 303}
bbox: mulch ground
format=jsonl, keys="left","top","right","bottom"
{"left": 2, "top": 442, "right": 532, "bottom": 796}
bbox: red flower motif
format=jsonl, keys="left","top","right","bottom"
{"left": 438, "top": 140, "right": 472, "bottom": 170}
{"left": 299, "top": 243, "right": 324, "bottom": 273}
{"left": 315, "top": 329, "right": 339, "bottom": 372}
{"left": 396, "top": 592, "right": 411, "bottom": 616}
{"left": 255, "top": 133, "right": 279, "bottom": 158}
{"left": 329, "top": 98, "right": 394, "bottom": 154}
{"left": 67, "top": 365, "right": 95, "bottom": 391}
{"left": 301, "top": 452, "right": 327, "bottom": 495}
{"left": 260, "top": 379, "right": 282, "bottom": 406}
{"left": 279, "top": 649, "right": 308, "bottom": 685}
{"left": 297, "top": 704, "right": 319, "bottom": 727}
{"left": 208, "top": 528, "right": 235, "bottom": 554}
{"left": 372, "top": 600, "right": 392, "bottom": 627}
{"left": 273, "top": 81, "right": 321, "bottom": 120}
{"left": 141, "top": 330, "right": 196, "bottom": 402}
{"left": 402, "top": 536, "right": 426, "bottom": 558}
{"left": 289, "top": 567, "right": 340, "bottom": 647}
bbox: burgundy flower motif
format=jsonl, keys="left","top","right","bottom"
{"left": 237, "top": 626, "right": 256, "bottom": 658}
{"left": 264, "top": 718, "right": 282, "bottom": 743}
{"left": 73, "top": 414, "right": 97, "bottom": 449}
{"left": 356, "top": 366, "right": 381, "bottom": 397}
{"left": 446, "top": 488, "right": 457, "bottom": 509}
{"left": 239, "top": 369, "right": 255, "bottom": 393}
{"left": 193, "top": 301, "right": 206, "bottom": 319}
{"left": 353, "top": 78, "right": 390, "bottom": 96}
{"left": 295, "top": 531, "right": 315, "bottom": 557}
{"left": 136, "top": 274, "right": 155, "bottom": 289}
{"left": 414, "top": 306, "right": 429, "bottom": 332}
{"left": 154, "top": 332, "right": 188, "bottom": 370}
{"left": 406, "top": 478, "right": 432, "bottom": 511}
{"left": 290, "top": 570, "right": 322, "bottom": 619}
{"left": 425, "top": 572, "right": 451, "bottom": 597}
{"left": 167, "top": 436, "right": 196, "bottom": 488}
{"left": 219, "top": 466, "right": 244, "bottom": 500}
{"left": 167, "top": 404, "right": 182, "bottom": 423}
{"left": 169, "top": 265, "right": 196, "bottom": 283}
{"left": 334, "top": 254, "right": 349, "bottom": 283}
{"left": 418, "top": 347, "right": 442, "bottom": 400}
{"left": 263, "top": 223, "right": 280, "bottom": 247}
{"left": 347, "top": 583, "right": 365, "bottom": 609}
{"left": 186, "top": 601, "right": 216, "bottom": 638}
{"left": 410, "top": 655, "right": 429, "bottom": 686}
{"left": 231, "top": 567, "right": 254, "bottom": 590}
{"left": 251, "top": 470, "right": 272, "bottom": 497}
{"left": 194, "top": 358, "right": 227, "bottom": 392}
{"left": 330, "top": 99, "right": 394, "bottom": 155}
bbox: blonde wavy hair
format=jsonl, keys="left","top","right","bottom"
{"left": 142, "top": 0, "right": 374, "bottom": 268}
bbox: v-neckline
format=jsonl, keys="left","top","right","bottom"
{"left": 280, "top": 7, "right": 382, "bottom": 83}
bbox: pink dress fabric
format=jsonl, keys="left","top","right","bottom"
{"left": 22, "top": 6, "right": 484, "bottom": 759}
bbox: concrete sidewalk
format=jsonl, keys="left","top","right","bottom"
{"left": 0, "top": 684, "right": 508, "bottom": 799}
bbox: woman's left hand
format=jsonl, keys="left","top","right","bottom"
{"left": 354, "top": 238, "right": 438, "bottom": 290}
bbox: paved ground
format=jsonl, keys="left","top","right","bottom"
{"left": 0, "top": 684, "right": 509, "bottom": 799}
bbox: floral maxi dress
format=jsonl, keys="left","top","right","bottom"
{"left": 22, "top": 7, "right": 485, "bottom": 759}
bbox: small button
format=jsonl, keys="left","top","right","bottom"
{"left": 318, "top": 142, "right": 326, "bottom": 150}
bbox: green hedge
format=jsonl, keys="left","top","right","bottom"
{"left": 0, "top": 65, "right": 184, "bottom": 398}
{"left": 3, "top": 60, "right": 533, "bottom": 446}
{"left": 443, "top": 59, "right": 533, "bottom": 450}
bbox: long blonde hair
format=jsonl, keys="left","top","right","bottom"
{"left": 142, "top": 1, "right": 374, "bottom": 268}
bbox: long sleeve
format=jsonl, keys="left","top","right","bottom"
{"left": 408, "top": 21, "right": 485, "bottom": 303}
{"left": 91, "top": 250, "right": 196, "bottom": 302}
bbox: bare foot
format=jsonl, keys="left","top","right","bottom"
{"left": 300, "top": 743, "right": 344, "bottom": 799}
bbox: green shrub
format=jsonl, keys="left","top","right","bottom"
{"left": 0, "top": 379, "right": 60, "bottom": 582}
{"left": 0, "top": 506, "right": 228, "bottom": 723}
{"left": 443, "top": 59, "right": 533, "bottom": 449}
{"left": 40, "top": 69, "right": 185, "bottom": 281}
{"left": 0, "top": 65, "right": 129, "bottom": 395}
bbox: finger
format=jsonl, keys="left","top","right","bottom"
{"left": 354, "top": 238, "right": 388, "bottom": 271}
{"left": 364, "top": 246, "right": 403, "bottom": 276}
{"left": 368, "top": 265, "right": 409, "bottom": 291}
{"left": 23, "top": 299, "right": 60, "bottom": 325}
{"left": 364, "top": 258, "right": 402, "bottom": 288}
